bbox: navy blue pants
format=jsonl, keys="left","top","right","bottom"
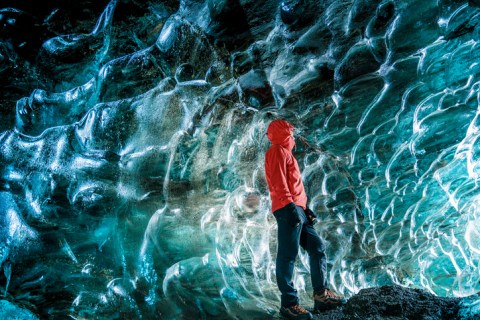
{"left": 273, "top": 202, "right": 327, "bottom": 308}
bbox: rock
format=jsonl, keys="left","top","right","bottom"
{"left": 308, "top": 285, "right": 464, "bottom": 320}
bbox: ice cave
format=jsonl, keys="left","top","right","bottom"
{"left": 1, "top": 0, "right": 480, "bottom": 319}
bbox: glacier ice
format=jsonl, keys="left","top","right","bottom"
{"left": 1, "top": 0, "right": 480, "bottom": 318}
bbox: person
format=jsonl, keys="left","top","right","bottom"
{"left": 264, "top": 119, "right": 346, "bottom": 319}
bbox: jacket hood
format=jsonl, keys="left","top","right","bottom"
{"left": 267, "top": 119, "right": 295, "bottom": 150}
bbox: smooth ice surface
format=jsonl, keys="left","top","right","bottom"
{"left": 1, "top": 0, "right": 480, "bottom": 318}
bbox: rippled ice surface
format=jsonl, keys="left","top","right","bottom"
{"left": 1, "top": 0, "right": 480, "bottom": 318}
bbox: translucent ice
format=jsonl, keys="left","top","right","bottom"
{"left": 1, "top": 0, "right": 480, "bottom": 318}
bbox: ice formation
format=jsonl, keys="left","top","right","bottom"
{"left": 1, "top": 0, "right": 480, "bottom": 318}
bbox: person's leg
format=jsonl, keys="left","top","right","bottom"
{"left": 298, "top": 207, "right": 328, "bottom": 292}
{"left": 298, "top": 207, "right": 346, "bottom": 311}
{"left": 274, "top": 203, "right": 305, "bottom": 308}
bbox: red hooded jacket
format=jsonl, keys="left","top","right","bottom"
{"left": 265, "top": 119, "right": 307, "bottom": 212}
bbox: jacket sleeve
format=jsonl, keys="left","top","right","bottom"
{"left": 267, "top": 148, "right": 293, "bottom": 203}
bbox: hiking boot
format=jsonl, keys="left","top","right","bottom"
{"left": 280, "top": 304, "right": 313, "bottom": 320}
{"left": 313, "top": 288, "right": 346, "bottom": 312}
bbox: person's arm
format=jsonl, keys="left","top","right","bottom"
{"left": 268, "top": 148, "right": 293, "bottom": 204}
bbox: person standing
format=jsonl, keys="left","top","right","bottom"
{"left": 264, "top": 119, "right": 345, "bottom": 319}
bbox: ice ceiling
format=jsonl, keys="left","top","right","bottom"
{"left": 1, "top": 0, "right": 480, "bottom": 318}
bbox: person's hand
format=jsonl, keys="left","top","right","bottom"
{"left": 305, "top": 207, "right": 317, "bottom": 225}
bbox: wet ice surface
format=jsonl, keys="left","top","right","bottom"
{"left": 1, "top": 0, "right": 480, "bottom": 318}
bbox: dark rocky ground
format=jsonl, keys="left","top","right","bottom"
{"left": 271, "top": 285, "right": 478, "bottom": 320}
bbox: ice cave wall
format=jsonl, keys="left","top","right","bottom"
{"left": 1, "top": 0, "right": 480, "bottom": 318}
